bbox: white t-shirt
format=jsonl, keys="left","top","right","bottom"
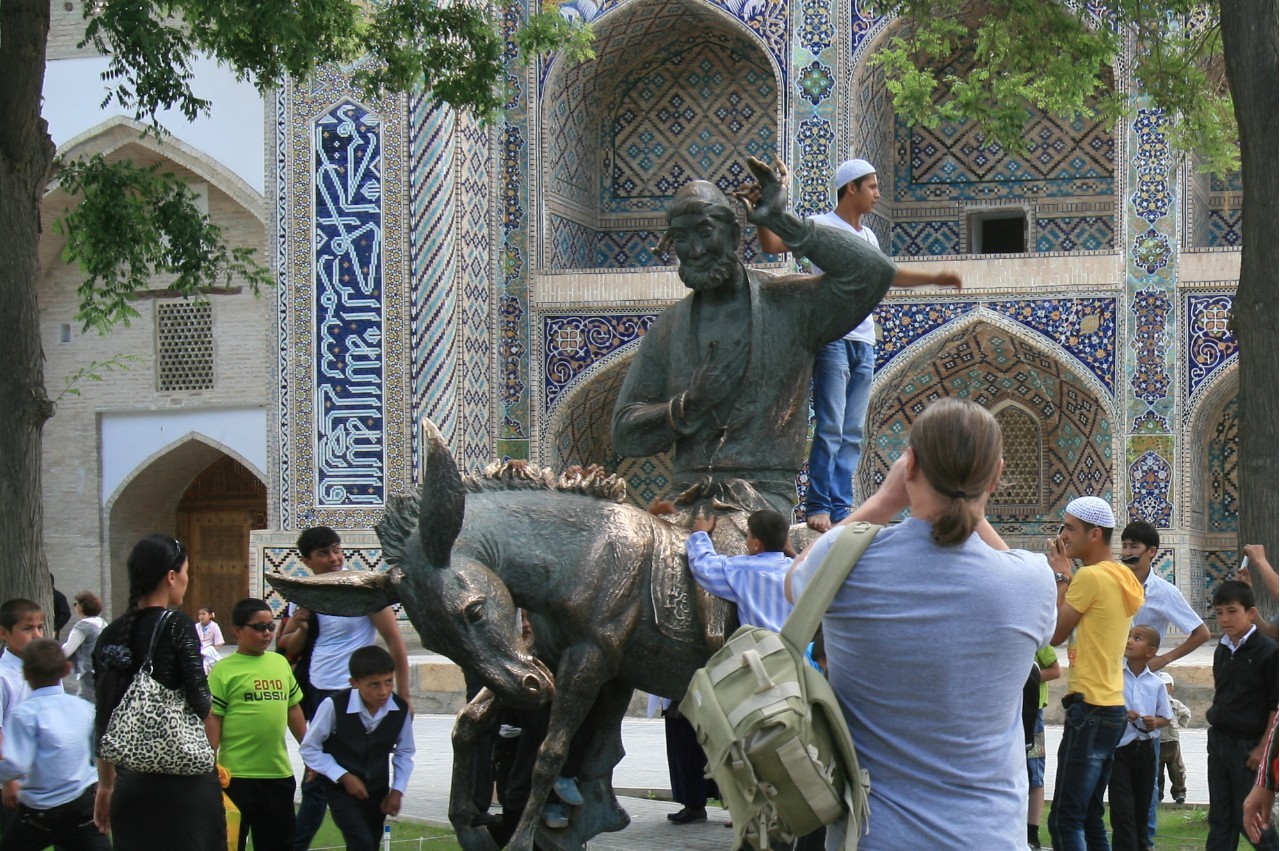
{"left": 809, "top": 211, "right": 880, "bottom": 344}
{"left": 287, "top": 601, "right": 378, "bottom": 691}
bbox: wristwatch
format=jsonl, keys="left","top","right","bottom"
{"left": 1054, "top": 572, "right": 1071, "bottom": 585}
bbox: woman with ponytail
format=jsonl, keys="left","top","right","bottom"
{"left": 92, "top": 535, "right": 225, "bottom": 849}
{"left": 786, "top": 397, "right": 1058, "bottom": 849}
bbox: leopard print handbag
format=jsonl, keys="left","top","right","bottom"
{"left": 100, "top": 610, "right": 216, "bottom": 775}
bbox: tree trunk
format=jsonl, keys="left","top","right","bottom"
{"left": 1220, "top": 0, "right": 1279, "bottom": 618}
{"left": 0, "top": 0, "right": 57, "bottom": 618}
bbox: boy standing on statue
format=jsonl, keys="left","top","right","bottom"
{"left": 753, "top": 159, "right": 961, "bottom": 531}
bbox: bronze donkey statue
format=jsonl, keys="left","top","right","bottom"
{"left": 269, "top": 420, "right": 753, "bottom": 850}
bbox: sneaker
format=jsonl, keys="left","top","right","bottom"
{"left": 554, "top": 775, "right": 584, "bottom": 806}
{"left": 543, "top": 802, "right": 570, "bottom": 829}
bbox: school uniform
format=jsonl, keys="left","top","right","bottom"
{"left": 0, "top": 686, "right": 109, "bottom": 851}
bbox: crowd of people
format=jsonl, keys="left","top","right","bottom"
{"left": 0, "top": 157, "right": 1275, "bottom": 851}
{"left": 0, "top": 529, "right": 414, "bottom": 851}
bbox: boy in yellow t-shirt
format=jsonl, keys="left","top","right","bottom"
{"left": 1046, "top": 496, "right": 1145, "bottom": 851}
{"left": 209, "top": 598, "right": 308, "bottom": 850}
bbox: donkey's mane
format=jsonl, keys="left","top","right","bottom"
{"left": 461, "top": 461, "right": 627, "bottom": 503}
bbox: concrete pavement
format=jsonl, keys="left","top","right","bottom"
{"left": 288, "top": 715, "right": 1213, "bottom": 849}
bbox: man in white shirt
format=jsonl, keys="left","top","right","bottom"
{"left": 1121, "top": 521, "right": 1210, "bottom": 670}
{"left": 754, "top": 159, "right": 961, "bottom": 531}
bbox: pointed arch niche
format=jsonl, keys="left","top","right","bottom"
{"left": 861, "top": 320, "right": 1113, "bottom": 542}
{"left": 539, "top": 0, "right": 780, "bottom": 271}
{"left": 543, "top": 352, "right": 673, "bottom": 508}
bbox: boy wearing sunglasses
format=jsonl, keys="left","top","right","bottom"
{"left": 208, "top": 598, "right": 309, "bottom": 850}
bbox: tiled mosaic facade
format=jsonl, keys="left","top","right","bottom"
{"left": 261, "top": 0, "right": 1243, "bottom": 625}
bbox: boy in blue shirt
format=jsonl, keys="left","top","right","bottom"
{"left": 1108, "top": 625, "right": 1172, "bottom": 851}
{"left": 300, "top": 645, "right": 415, "bottom": 851}
{"left": 0, "top": 639, "right": 108, "bottom": 850}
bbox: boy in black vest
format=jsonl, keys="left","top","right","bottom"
{"left": 299, "top": 646, "right": 416, "bottom": 851}
{"left": 1206, "top": 580, "right": 1278, "bottom": 850}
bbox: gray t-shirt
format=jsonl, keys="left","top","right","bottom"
{"left": 793, "top": 518, "right": 1056, "bottom": 849}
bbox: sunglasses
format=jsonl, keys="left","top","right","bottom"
{"left": 241, "top": 622, "right": 276, "bottom": 634}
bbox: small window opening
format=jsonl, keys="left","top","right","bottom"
{"left": 969, "top": 210, "right": 1028, "bottom": 255}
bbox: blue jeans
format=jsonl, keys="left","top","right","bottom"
{"left": 294, "top": 687, "right": 345, "bottom": 850}
{"left": 805, "top": 339, "right": 874, "bottom": 521}
{"left": 1047, "top": 699, "right": 1126, "bottom": 851}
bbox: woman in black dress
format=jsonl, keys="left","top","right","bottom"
{"left": 93, "top": 534, "right": 226, "bottom": 849}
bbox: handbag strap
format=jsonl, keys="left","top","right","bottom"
{"left": 780, "top": 521, "right": 880, "bottom": 648}
{"left": 140, "top": 609, "right": 173, "bottom": 674}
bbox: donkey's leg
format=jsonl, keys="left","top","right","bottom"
{"left": 450, "top": 688, "right": 502, "bottom": 851}
{"left": 506, "top": 643, "right": 612, "bottom": 851}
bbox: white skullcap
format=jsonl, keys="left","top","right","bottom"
{"left": 835, "top": 159, "right": 876, "bottom": 188}
{"left": 1066, "top": 496, "right": 1115, "bottom": 528}
{"left": 1157, "top": 671, "right": 1174, "bottom": 686}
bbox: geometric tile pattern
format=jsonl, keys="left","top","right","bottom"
{"left": 500, "top": 0, "right": 531, "bottom": 453}
{"left": 1191, "top": 549, "right": 1236, "bottom": 626}
{"left": 595, "top": 231, "right": 672, "bottom": 268}
{"left": 873, "top": 301, "right": 976, "bottom": 370}
{"left": 1206, "top": 209, "right": 1242, "bottom": 247}
{"left": 607, "top": 41, "right": 777, "bottom": 208}
{"left": 894, "top": 49, "right": 1115, "bottom": 204}
{"left": 455, "top": 116, "right": 498, "bottom": 469}
{"left": 1036, "top": 216, "right": 1116, "bottom": 252}
{"left": 890, "top": 220, "right": 961, "bottom": 256}
{"left": 863, "top": 322, "right": 1114, "bottom": 525}
{"left": 314, "top": 102, "right": 385, "bottom": 506}
{"left": 409, "top": 98, "right": 458, "bottom": 472}
{"left": 1207, "top": 395, "right": 1239, "bottom": 532}
{"left": 549, "top": 214, "right": 596, "bottom": 269}
{"left": 1185, "top": 293, "right": 1238, "bottom": 404}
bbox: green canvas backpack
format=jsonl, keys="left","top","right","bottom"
{"left": 681, "top": 522, "right": 879, "bottom": 851}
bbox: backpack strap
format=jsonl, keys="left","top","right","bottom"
{"left": 780, "top": 522, "right": 880, "bottom": 649}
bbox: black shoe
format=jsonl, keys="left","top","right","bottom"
{"left": 668, "top": 807, "right": 707, "bottom": 824}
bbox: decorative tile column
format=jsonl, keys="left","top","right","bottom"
{"left": 1123, "top": 106, "right": 1178, "bottom": 529}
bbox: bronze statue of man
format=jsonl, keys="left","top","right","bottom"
{"left": 612, "top": 157, "right": 898, "bottom": 515}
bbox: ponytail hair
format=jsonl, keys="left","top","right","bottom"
{"left": 907, "top": 398, "right": 1003, "bottom": 546}
{"left": 114, "top": 534, "right": 186, "bottom": 638}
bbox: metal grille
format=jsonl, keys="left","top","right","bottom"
{"left": 156, "top": 300, "right": 214, "bottom": 391}
{"left": 992, "top": 404, "right": 1042, "bottom": 508}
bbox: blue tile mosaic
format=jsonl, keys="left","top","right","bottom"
{"left": 314, "top": 102, "right": 385, "bottom": 507}
{"left": 1035, "top": 216, "right": 1115, "bottom": 252}
{"left": 1185, "top": 293, "right": 1238, "bottom": 403}
{"left": 889, "top": 220, "right": 961, "bottom": 256}
{"left": 1128, "top": 450, "right": 1173, "bottom": 527}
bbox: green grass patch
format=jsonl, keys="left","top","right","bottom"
{"left": 1040, "top": 802, "right": 1209, "bottom": 850}
{"left": 243, "top": 815, "right": 462, "bottom": 850}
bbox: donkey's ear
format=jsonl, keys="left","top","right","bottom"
{"left": 419, "top": 419, "right": 465, "bottom": 566}
{"left": 267, "top": 568, "right": 400, "bottom": 616}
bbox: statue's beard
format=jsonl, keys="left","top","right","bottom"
{"left": 678, "top": 255, "right": 738, "bottom": 291}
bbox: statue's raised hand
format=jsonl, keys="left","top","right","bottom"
{"left": 740, "top": 156, "right": 789, "bottom": 227}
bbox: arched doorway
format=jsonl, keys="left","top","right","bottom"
{"left": 176, "top": 456, "right": 268, "bottom": 626}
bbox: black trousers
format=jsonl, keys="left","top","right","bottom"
{"left": 321, "top": 780, "right": 387, "bottom": 851}
{"left": 0, "top": 785, "right": 111, "bottom": 851}
{"left": 1207, "top": 728, "right": 1279, "bottom": 851}
{"left": 225, "top": 776, "right": 296, "bottom": 851}
{"left": 1108, "top": 739, "right": 1156, "bottom": 851}
{"left": 664, "top": 707, "right": 709, "bottom": 808}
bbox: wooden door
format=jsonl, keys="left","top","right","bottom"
{"left": 182, "top": 510, "right": 255, "bottom": 629}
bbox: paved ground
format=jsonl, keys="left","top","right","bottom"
{"left": 288, "top": 715, "right": 1212, "bottom": 850}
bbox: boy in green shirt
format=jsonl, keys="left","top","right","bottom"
{"left": 209, "top": 598, "right": 307, "bottom": 850}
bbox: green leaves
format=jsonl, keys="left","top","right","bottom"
{"left": 78, "top": 0, "right": 592, "bottom": 122}
{"left": 869, "top": 0, "right": 1237, "bottom": 175}
{"left": 52, "top": 155, "right": 272, "bottom": 334}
